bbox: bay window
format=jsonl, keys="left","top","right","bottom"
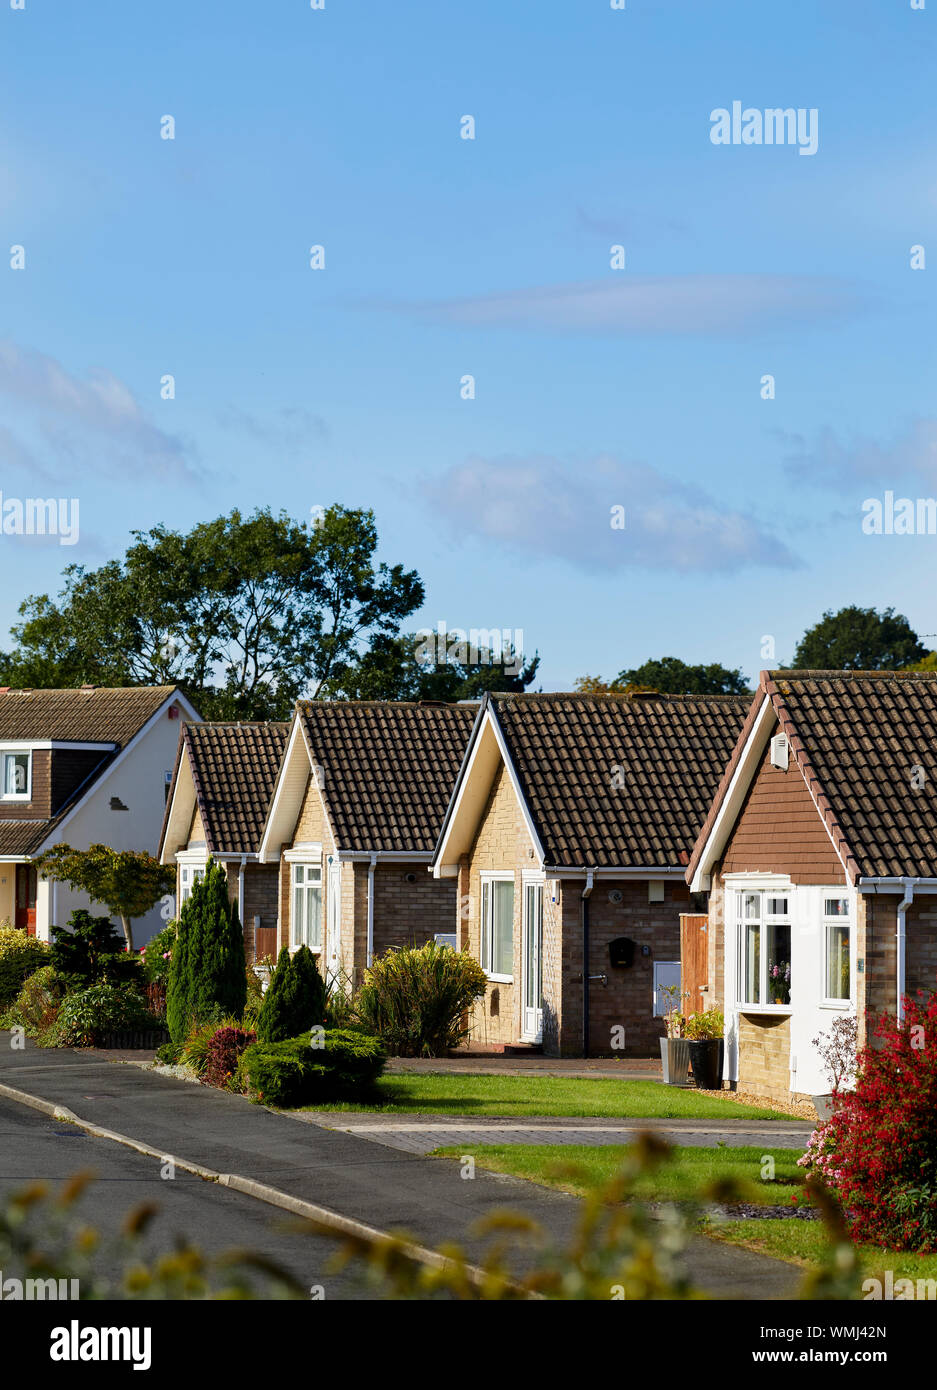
{"left": 739, "top": 891, "right": 791, "bottom": 1007}
{"left": 823, "top": 896, "right": 851, "bottom": 1001}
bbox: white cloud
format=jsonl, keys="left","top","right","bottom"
{"left": 777, "top": 419, "right": 937, "bottom": 489}
{"left": 0, "top": 340, "right": 198, "bottom": 482}
{"left": 422, "top": 454, "right": 799, "bottom": 573}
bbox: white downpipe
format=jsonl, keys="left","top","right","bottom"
{"left": 366, "top": 852, "right": 377, "bottom": 968}
{"left": 897, "top": 878, "right": 916, "bottom": 1023}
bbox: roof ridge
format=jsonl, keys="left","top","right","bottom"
{"left": 770, "top": 668, "right": 937, "bottom": 681}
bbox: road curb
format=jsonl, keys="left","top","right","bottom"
{"left": 0, "top": 1076, "right": 524, "bottom": 1295}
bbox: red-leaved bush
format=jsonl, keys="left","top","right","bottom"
{"left": 801, "top": 993, "right": 937, "bottom": 1250}
{"left": 201, "top": 1026, "right": 256, "bottom": 1090}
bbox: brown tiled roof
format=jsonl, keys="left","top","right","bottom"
{"left": 297, "top": 701, "right": 476, "bottom": 853}
{"left": 0, "top": 685, "right": 179, "bottom": 745}
{"left": 687, "top": 670, "right": 937, "bottom": 885}
{"left": 185, "top": 721, "right": 290, "bottom": 854}
{"left": 487, "top": 691, "right": 750, "bottom": 869}
{"left": 0, "top": 819, "right": 62, "bottom": 857}
{"left": 767, "top": 670, "right": 937, "bottom": 880}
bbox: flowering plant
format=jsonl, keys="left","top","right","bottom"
{"left": 769, "top": 959, "right": 790, "bottom": 1004}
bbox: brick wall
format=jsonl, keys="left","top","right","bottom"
{"left": 738, "top": 1012, "right": 791, "bottom": 1097}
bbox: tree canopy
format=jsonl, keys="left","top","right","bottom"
{"left": 34, "top": 844, "right": 175, "bottom": 952}
{"left": 575, "top": 657, "right": 750, "bottom": 696}
{"left": 792, "top": 606, "right": 927, "bottom": 672}
{"left": 328, "top": 632, "right": 539, "bottom": 701}
{"left": 0, "top": 506, "right": 424, "bottom": 719}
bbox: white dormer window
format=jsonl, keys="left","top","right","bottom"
{"left": 1, "top": 750, "right": 31, "bottom": 800}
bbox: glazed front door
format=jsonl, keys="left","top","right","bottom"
{"left": 15, "top": 864, "right": 37, "bottom": 936}
{"left": 522, "top": 880, "right": 543, "bottom": 1042}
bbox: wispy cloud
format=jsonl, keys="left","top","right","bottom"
{"left": 422, "top": 454, "right": 799, "bottom": 574}
{"left": 217, "top": 404, "right": 329, "bottom": 452}
{"left": 397, "top": 274, "right": 867, "bottom": 337}
{"left": 0, "top": 340, "right": 198, "bottom": 483}
{"left": 776, "top": 419, "right": 937, "bottom": 489}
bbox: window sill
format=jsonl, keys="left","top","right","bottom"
{"left": 739, "top": 1004, "right": 792, "bottom": 1016}
{"left": 819, "top": 1000, "right": 852, "bottom": 1010}
{"left": 485, "top": 973, "right": 514, "bottom": 985}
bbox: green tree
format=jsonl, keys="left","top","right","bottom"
{"left": 256, "top": 945, "right": 327, "bottom": 1043}
{"left": 166, "top": 860, "right": 246, "bottom": 1043}
{"left": 327, "top": 631, "right": 539, "bottom": 701}
{"left": 603, "top": 657, "right": 750, "bottom": 696}
{"left": 0, "top": 506, "right": 424, "bottom": 720}
{"left": 49, "top": 909, "right": 134, "bottom": 986}
{"left": 34, "top": 845, "right": 175, "bottom": 953}
{"left": 792, "top": 606, "right": 927, "bottom": 671}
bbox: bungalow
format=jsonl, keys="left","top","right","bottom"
{"left": 431, "top": 691, "right": 749, "bottom": 1055}
{"left": 687, "top": 669, "right": 937, "bottom": 1105}
{"left": 257, "top": 700, "right": 476, "bottom": 984}
{"left": 158, "top": 720, "right": 290, "bottom": 963}
{"left": 0, "top": 684, "right": 200, "bottom": 944}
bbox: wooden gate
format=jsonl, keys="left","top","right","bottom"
{"left": 680, "top": 913, "right": 709, "bottom": 1016}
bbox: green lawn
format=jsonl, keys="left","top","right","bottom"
{"left": 304, "top": 1073, "right": 784, "bottom": 1119}
{"left": 711, "top": 1220, "right": 937, "bottom": 1284}
{"left": 431, "top": 1142, "right": 805, "bottom": 1203}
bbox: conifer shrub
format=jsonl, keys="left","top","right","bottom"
{"left": 801, "top": 992, "right": 937, "bottom": 1250}
{"left": 166, "top": 861, "right": 247, "bottom": 1043}
{"left": 50, "top": 910, "right": 138, "bottom": 988}
{"left": 239, "top": 1028, "right": 385, "bottom": 1107}
{"left": 256, "top": 945, "right": 327, "bottom": 1043}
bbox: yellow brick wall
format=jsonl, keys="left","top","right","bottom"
{"left": 738, "top": 1013, "right": 790, "bottom": 1097}
{"left": 277, "top": 773, "right": 335, "bottom": 960}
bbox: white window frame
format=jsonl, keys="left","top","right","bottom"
{"left": 291, "top": 861, "right": 323, "bottom": 952}
{"left": 736, "top": 888, "right": 793, "bottom": 1013}
{"left": 821, "top": 894, "right": 852, "bottom": 1006}
{"left": 178, "top": 860, "right": 206, "bottom": 906}
{"left": 0, "top": 748, "right": 31, "bottom": 801}
{"left": 480, "top": 872, "right": 514, "bottom": 982}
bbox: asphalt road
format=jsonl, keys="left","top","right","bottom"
{"left": 0, "top": 1097, "right": 370, "bottom": 1300}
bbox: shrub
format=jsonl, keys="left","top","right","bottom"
{"left": 800, "top": 993, "right": 937, "bottom": 1250}
{"left": 202, "top": 1026, "right": 257, "bottom": 1090}
{"left": 50, "top": 909, "right": 139, "bottom": 988}
{"left": 166, "top": 860, "right": 246, "bottom": 1044}
{"left": 155, "top": 1040, "right": 183, "bottom": 1066}
{"left": 0, "top": 921, "right": 49, "bottom": 1008}
{"left": 256, "top": 946, "right": 327, "bottom": 1044}
{"left": 10, "top": 964, "right": 68, "bottom": 1033}
{"left": 355, "top": 941, "right": 487, "bottom": 1057}
{"left": 143, "top": 923, "right": 176, "bottom": 983}
{"left": 683, "top": 1008, "right": 724, "bottom": 1041}
{"left": 181, "top": 1014, "right": 241, "bottom": 1074}
{"left": 242, "top": 965, "right": 266, "bottom": 1030}
{"left": 50, "top": 981, "right": 153, "bottom": 1048}
{"left": 239, "top": 1028, "right": 385, "bottom": 1107}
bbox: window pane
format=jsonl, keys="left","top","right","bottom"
{"left": 4, "top": 753, "right": 28, "bottom": 795}
{"left": 525, "top": 884, "right": 543, "bottom": 1009}
{"left": 493, "top": 880, "right": 514, "bottom": 976}
{"left": 766, "top": 921, "right": 791, "bottom": 1004}
{"left": 481, "top": 881, "right": 491, "bottom": 971}
{"left": 306, "top": 885, "right": 322, "bottom": 949}
{"left": 766, "top": 897, "right": 788, "bottom": 916}
{"left": 824, "top": 897, "right": 848, "bottom": 918}
{"left": 826, "top": 922, "right": 850, "bottom": 999}
{"left": 292, "top": 883, "right": 303, "bottom": 947}
{"left": 743, "top": 893, "right": 760, "bottom": 920}
{"left": 744, "top": 921, "right": 760, "bottom": 1003}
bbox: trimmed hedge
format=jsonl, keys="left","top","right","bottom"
{"left": 239, "top": 1027, "right": 385, "bottom": 1107}
{"left": 0, "top": 923, "right": 49, "bottom": 1008}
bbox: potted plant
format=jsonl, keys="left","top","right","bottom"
{"left": 659, "top": 982, "right": 691, "bottom": 1087}
{"left": 684, "top": 1008, "right": 725, "bottom": 1090}
{"left": 769, "top": 960, "right": 791, "bottom": 1005}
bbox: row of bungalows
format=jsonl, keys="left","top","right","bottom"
{"left": 159, "top": 690, "right": 748, "bottom": 1057}
{"left": 159, "top": 671, "right": 932, "bottom": 1104}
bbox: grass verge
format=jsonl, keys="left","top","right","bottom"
{"left": 710, "top": 1220, "right": 937, "bottom": 1283}
{"left": 304, "top": 1073, "right": 786, "bottom": 1119}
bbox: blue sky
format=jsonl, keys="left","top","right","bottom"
{"left": 2, "top": 0, "right": 936, "bottom": 688}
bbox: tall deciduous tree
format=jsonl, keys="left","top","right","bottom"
{"left": 0, "top": 506, "right": 424, "bottom": 719}
{"left": 327, "top": 632, "right": 539, "bottom": 701}
{"left": 793, "top": 606, "right": 926, "bottom": 671}
{"left": 34, "top": 844, "right": 174, "bottom": 952}
{"left": 574, "top": 657, "right": 749, "bottom": 696}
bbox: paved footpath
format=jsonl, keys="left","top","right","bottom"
{"left": 0, "top": 1039, "right": 805, "bottom": 1300}
{"left": 299, "top": 1111, "right": 814, "bottom": 1156}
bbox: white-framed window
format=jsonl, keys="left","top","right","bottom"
{"left": 1, "top": 750, "right": 30, "bottom": 800}
{"left": 738, "top": 890, "right": 791, "bottom": 1007}
{"left": 292, "top": 862, "right": 323, "bottom": 951}
{"left": 480, "top": 875, "right": 514, "bottom": 980}
{"left": 179, "top": 863, "right": 204, "bottom": 905}
{"left": 823, "top": 895, "right": 851, "bottom": 1002}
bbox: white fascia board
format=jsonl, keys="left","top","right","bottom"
{"left": 160, "top": 751, "right": 196, "bottom": 864}
{"left": 689, "top": 695, "right": 776, "bottom": 893}
{"left": 0, "top": 740, "right": 118, "bottom": 751}
{"left": 542, "top": 865, "right": 687, "bottom": 879}
{"left": 258, "top": 716, "right": 332, "bottom": 863}
{"left": 433, "top": 706, "right": 544, "bottom": 877}
{"left": 339, "top": 850, "right": 434, "bottom": 862}
{"left": 36, "top": 688, "right": 199, "bottom": 853}
{"left": 858, "top": 877, "right": 937, "bottom": 893}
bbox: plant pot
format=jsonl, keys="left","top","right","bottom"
{"left": 665, "top": 1037, "right": 691, "bottom": 1086}
{"left": 659, "top": 1036, "right": 669, "bottom": 1084}
{"left": 688, "top": 1038, "right": 722, "bottom": 1090}
{"left": 812, "top": 1093, "right": 834, "bottom": 1122}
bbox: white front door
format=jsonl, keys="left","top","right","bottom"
{"left": 522, "top": 880, "right": 544, "bottom": 1042}
{"left": 326, "top": 861, "right": 342, "bottom": 986}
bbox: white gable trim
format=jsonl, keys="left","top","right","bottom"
{"left": 689, "top": 695, "right": 776, "bottom": 893}
{"left": 35, "top": 689, "right": 199, "bottom": 854}
{"left": 159, "top": 740, "right": 197, "bottom": 863}
{"left": 432, "top": 704, "right": 545, "bottom": 878}
{"left": 258, "top": 715, "right": 333, "bottom": 862}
